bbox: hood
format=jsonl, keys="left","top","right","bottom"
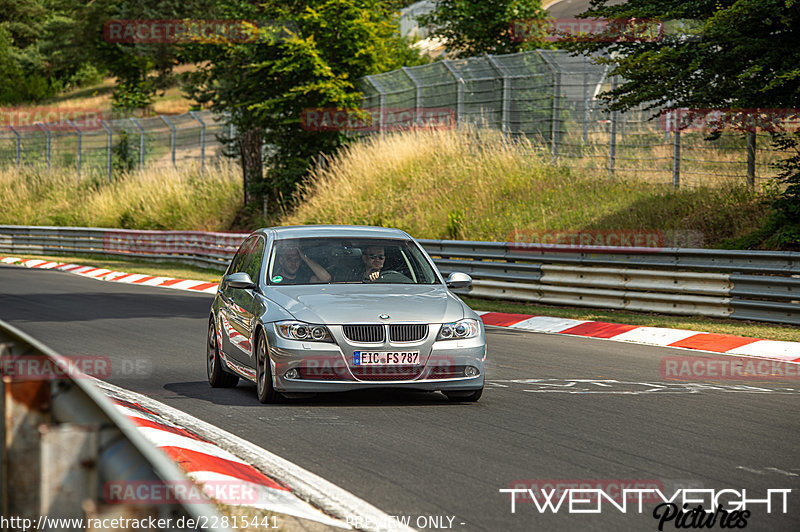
{"left": 262, "top": 284, "right": 467, "bottom": 324}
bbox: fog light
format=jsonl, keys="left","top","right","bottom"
{"left": 285, "top": 368, "right": 300, "bottom": 379}
{"left": 464, "top": 366, "right": 480, "bottom": 377}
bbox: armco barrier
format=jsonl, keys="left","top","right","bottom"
{"left": 0, "top": 225, "right": 797, "bottom": 325}
{"left": 0, "top": 319, "right": 226, "bottom": 529}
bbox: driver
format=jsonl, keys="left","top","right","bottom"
{"left": 360, "top": 245, "right": 385, "bottom": 282}
{"left": 275, "top": 245, "right": 331, "bottom": 284}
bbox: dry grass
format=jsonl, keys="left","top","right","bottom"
{"left": 0, "top": 162, "right": 242, "bottom": 230}
{"left": 283, "top": 127, "right": 773, "bottom": 246}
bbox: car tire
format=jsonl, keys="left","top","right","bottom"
{"left": 444, "top": 387, "right": 483, "bottom": 402}
{"left": 256, "top": 330, "right": 279, "bottom": 404}
{"left": 207, "top": 318, "right": 239, "bottom": 388}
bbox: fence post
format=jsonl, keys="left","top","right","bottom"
{"left": 99, "top": 120, "right": 112, "bottom": 182}
{"left": 364, "top": 75, "right": 387, "bottom": 131}
{"left": 129, "top": 118, "right": 145, "bottom": 171}
{"left": 160, "top": 115, "right": 177, "bottom": 167}
{"left": 36, "top": 123, "right": 51, "bottom": 170}
{"left": 8, "top": 126, "right": 21, "bottom": 169}
{"left": 485, "top": 54, "right": 511, "bottom": 133}
{"left": 401, "top": 67, "right": 422, "bottom": 127}
{"left": 583, "top": 58, "right": 589, "bottom": 144}
{"left": 189, "top": 111, "right": 206, "bottom": 172}
{"left": 672, "top": 129, "right": 681, "bottom": 188}
{"left": 442, "top": 60, "right": 465, "bottom": 127}
{"left": 608, "top": 76, "right": 618, "bottom": 177}
{"left": 746, "top": 131, "right": 756, "bottom": 190}
{"left": 67, "top": 120, "right": 81, "bottom": 183}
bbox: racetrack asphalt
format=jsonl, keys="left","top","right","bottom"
{"left": 1, "top": 265, "right": 798, "bottom": 531}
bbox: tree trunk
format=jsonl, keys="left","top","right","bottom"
{"left": 239, "top": 128, "right": 263, "bottom": 206}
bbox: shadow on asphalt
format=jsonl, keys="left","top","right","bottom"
{"left": 162, "top": 380, "right": 480, "bottom": 407}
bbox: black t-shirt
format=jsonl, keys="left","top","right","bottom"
{"left": 275, "top": 264, "right": 313, "bottom": 284}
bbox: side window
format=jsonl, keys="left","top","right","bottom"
{"left": 243, "top": 238, "right": 265, "bottom": 283}
{"left": 231, "top": 237, "right": 256, "bottom": 275}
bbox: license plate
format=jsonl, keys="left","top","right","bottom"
{"left": 354, "top": 351, "right": 420, "bottom": 366}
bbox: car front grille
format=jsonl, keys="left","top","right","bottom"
{"left": 351, "top": 365, "right": 423, "bottom": 381}
{"left": 389, "top": 324, "right": 428, "bottom": 343}
{"left": 342, "top": 324, "right": 385, "bottom": 343}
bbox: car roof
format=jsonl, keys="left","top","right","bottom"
{"left": 256, "top": 225, "right": 413, "bottom": 241}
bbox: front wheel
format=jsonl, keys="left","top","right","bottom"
{"left": 207, "top": 318, "right": 238, "bottom": 388}
{"left": 256, "top": 331, "right": 279, "bottom": 403}
{"left": 444, "top": 387, "right": 483, "bottom": 402}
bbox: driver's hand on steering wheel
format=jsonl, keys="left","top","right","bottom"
{"left": 367, "top": 270, "right": 380, "bottom": 282}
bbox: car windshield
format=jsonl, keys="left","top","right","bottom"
{"left": 266, "top": 237, "right": 439, "bottom": 285}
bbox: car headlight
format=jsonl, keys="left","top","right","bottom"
{"left": 275, "top": 321, "right": 333, "bottom": 342}
{"left": 437, "top": 319, "right": 480, "bottom": 340}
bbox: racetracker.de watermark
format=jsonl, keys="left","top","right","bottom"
{"left": 661, "top": 356, "right": 800, "bottom": 381}
{"left": 104, "top": 480, "right": 259, "bottom": 505}
{"left": 103, "top": 19, "right": 296, "bottom": 44}
{"left": 660, "top": 108, "right": 800, "bottom": 133}
{"left": 0, "top": 107, "right": 108, "bottom": 131}
{"left": 0, "top": 355, "right": 152, "bottom": 380}
{"left": 510, "top": 17, "right": 664, "bottom": 42}
{"left": 300, "top": 107, "right": 456, "bottom": 132}
{"left": 507, "top": 229, "right": 665, "bottom": 252}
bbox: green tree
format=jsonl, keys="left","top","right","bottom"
{"left": 418, "top": 0, "right": 548, "bottom": 58}
{"left": 567, "top": 0, "right": 800, "bottom": 247}
{"left": 184, "top": 0, "right": 425, "bottom": 213}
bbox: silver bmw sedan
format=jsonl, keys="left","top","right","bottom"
{"left": 207, "top": 225, "right": 486, "bottom": 403}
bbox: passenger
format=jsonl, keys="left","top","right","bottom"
{"left": 275, "top": 245, "right": 331, "bottom": 284}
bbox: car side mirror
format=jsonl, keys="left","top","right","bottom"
{"left": 446, "top": 272, "right": 472, "bottom": 289}
{"left": 226, "top": 272, "right": 257, "bottom": 290}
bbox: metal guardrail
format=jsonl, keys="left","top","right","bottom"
{"left": 0, "top": 319, "right": 226, "bottom": 530}
{"left": 0, "top": 225, "right": 797, "bottom": 325}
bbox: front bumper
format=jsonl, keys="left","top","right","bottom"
{"left": 267, "top": 325, "right": 486, "bottom": 393}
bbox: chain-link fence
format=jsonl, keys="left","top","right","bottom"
{"left": 2, "top": 50, "right": 795, "bottom": 187}
{"left": 361, "top": 50, "right": 793, "bottom": 188}
{"left": 0, "top": 110, "right": 232, "bottom": 180}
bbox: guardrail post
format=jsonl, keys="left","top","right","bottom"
{"left": 608, "top": 76, "right": 618, "bottom": 177}
{"left": 160, "top": 115, "right": 177, "bottom": 167}
{"left": 130, "top": 117, "right": 146, "bottom": 171}
{"left": 99, "top": 120, "right": 112, "bottom": 182}
{"left": 36, "top": 122, "right": 51, "bottom": 170}
{"left": 189, "top": 111, "right": 206, "bottom": 172}
{"left": 8, "top": 126, "right": 21, "bottom": 169}
{"left": 672, "top": 128, "right": 681, "bottom": 188}
{"left": 746, "top": 131, "right": 756, "bottom": 190}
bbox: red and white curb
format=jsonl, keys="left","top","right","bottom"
{"left": 0, "top": 257, "right": 219, "bottom": 294}
{"left": 476, "top": 312, "right": 800, "bottom": 363}
{"left": 95, "top": 381, "right": 413, "bottom": 532}
{"left": 97, "top": 383, "right": 347, "bottom": 528}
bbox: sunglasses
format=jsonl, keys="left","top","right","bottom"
{"left": 368, "top": 254, "right": 385, "bottom": 260}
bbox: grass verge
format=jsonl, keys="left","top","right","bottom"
{"left": 0, "top": 162, "right": 242, "bottom": 230}
{"left": 284, "top": 127, "right": 777, "bottom": 248}
{"left": 4, "top": 253, "right": 797, "bottom": 343}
